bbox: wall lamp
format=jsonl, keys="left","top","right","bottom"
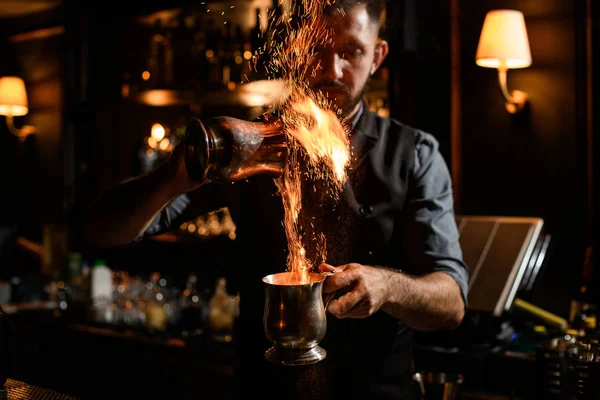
{"left": 475, "top": 10, "right": 532, "bottom": 114}
{"left": 0, "top": 76, "right": 36, "bottom": 139}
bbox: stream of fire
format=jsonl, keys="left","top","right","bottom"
{"left": 256, "top": 0, "right": 351, "bottom": 283}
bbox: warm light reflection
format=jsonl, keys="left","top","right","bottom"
{"left": 147, "top": 136, "right": 157, "bottom": 149}
{"left": 159, "top": 137, "right": 170, "bottom": 150}
{"left": 142, "top": 70, "right": 151, "bottom": 81}
{"left": 151, "top": 123, "right": 165, "bottom": 141}
{"left": 133, "top": 89, "right": 194, "bottom": 107}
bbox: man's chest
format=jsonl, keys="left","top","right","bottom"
{"left": 234, "top": 156, "right": 409, "bottom": 267}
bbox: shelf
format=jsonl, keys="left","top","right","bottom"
{"left": 124, "top": 78, "right": 289, "bottom": 108}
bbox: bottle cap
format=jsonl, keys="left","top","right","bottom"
{"left": 92, "top": 260, "right": 107, "bottom": 267}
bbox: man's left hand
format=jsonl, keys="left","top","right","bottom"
{"left": 318, "top": 263, "right": 391, "bottom": 319}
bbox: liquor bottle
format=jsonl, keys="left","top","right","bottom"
{"left": 144, "top": 272, "right": 167, "bottom": 331}
{"left": 178, "top": 273, "right": 206, "bottom": 336}
{"left": 208, "top": 277, "right": 237, "bottom": 342}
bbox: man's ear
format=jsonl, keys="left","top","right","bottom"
{"left": 371, "top": 39, "right": 389, "bottom": 75}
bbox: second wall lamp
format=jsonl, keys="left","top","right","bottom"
{"left": 0, "top": 76, "right": 36, "bottom": 139}
{"left": 475, "top": 10, "right": 532, "bottom": 114}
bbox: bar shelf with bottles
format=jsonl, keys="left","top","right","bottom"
{"left": 119, "top": 0, "right": 390, "bottom": 116}
{"left": 48, "top": 255, "right": 241, "bottom": 346}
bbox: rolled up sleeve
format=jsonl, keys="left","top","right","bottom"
{"left": 401, "top": 131, "right": 469, "bottom": 307}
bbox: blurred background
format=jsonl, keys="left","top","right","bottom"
{"left": 0, "top": 0, "right": 598, "bottom": 399}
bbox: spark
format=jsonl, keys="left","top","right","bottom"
{"left": 253, "top": 0, "right": 351, "bottom": 282}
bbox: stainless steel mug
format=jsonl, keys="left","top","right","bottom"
{"left": 262, "top": 271, "right": 334, "bottom": 366}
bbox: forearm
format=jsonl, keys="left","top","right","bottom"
{"left": 381, "top": 270, "right": 465, "bottom": 331}
{"left": 84, "top": 163, "right": 185, "bottom": 247}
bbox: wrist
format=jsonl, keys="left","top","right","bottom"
{"left": 382, "top": 270, "right": 410, "bottom": 311}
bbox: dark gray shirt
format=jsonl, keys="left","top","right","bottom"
{"left": 142, "top": 104, "right": 468, "bottom": 395}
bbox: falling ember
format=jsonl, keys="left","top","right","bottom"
{"left": 255, "top": 0, "right": 351, "bottom": 283}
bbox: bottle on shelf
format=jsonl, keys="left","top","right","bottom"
{"left": 208, "top": 277, "right": 238, "bottom": 342}
{"left": 179, "top": 273, "right": 206, "bottom": 337}
{"left": 144, "top": 272, "right": 168, "bottom": 331}
{"left": 89, "top": 259, "right": 113, "bottom": 324}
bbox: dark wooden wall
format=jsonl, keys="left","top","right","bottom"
{"left": 388, "top": 0, "right": 594, "bottom": 316}
{"left": 0, "top": 28, "right": 64, "bottom": 228}
{"left": 459, "top": 0, "right": 591, "bottom": 316}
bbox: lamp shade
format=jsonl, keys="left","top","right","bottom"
{"left": 475, "top": 10, "right": 532, "bottom": 69}
{"left": 0, "top": 76, "right": 29, "bottom": 116}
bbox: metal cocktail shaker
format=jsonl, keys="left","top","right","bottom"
{"left": 184, "top": 116, "right": 288, "bottom": 183}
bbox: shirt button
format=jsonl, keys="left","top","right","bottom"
{"left": 359, "top": 205, "right": 373, "bottom": 216}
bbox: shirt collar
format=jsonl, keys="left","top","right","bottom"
{"left": 350, "top": 101, "right": 365, "bottom": 129}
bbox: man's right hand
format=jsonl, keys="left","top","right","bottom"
{"left": 84, "top": 139, "right": 208, "bottom": 247}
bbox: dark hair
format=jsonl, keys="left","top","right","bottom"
{"left": 323, "top": 0, "right": 385, "bottom": 25}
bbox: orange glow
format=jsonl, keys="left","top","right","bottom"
{"left": 286, "top": 97, "right": 349, "bottom": 183}
{"left": 159, "top": 137, "right": 170, "bottom": 151}
{"left": 133, "top": 89, "right": 194, "bottom": 107}
{"left": 151, "top": 123, "right": 165, "bottom": 141}
{"left": 142, "top": 71, "right": 151, "bottom": 81}
{"left": 147, "top": 136, "right": 157, "bottom": 149}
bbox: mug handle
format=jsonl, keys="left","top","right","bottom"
{"left": 321, "top": 271, "right": 337, "bottom": 311}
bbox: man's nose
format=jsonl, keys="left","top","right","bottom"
{"left": 319, "top": 51, "right": 343, "bottom": 82}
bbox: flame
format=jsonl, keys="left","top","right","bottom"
{"left": 286, "top": 97, "right": 349, "bottom": 184}
{"left": 259, "top": 0, "right": 351, "bottom": 283}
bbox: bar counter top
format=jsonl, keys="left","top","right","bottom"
{"left": 6, "top": 307, "right": 237, "bottom": 400}
{"left": 1, "top": 378, "right": 80, "bottom": 399}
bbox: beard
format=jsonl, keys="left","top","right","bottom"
{"left": 311, "top": 78, "right": 369, "bottom": 119}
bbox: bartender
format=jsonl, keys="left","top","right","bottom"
{"left": 84, "top": 0, "right": 468, "bottom": 398}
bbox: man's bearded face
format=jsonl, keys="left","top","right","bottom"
{"left": 307, "top": 5, "right": 381, "bottom": 119}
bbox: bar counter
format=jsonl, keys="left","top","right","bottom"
{"left": 1, "top": 378, "right": 79, "bottom": 399}
{"left": 5, "top": 306, "right": 236, "bottom": 400}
